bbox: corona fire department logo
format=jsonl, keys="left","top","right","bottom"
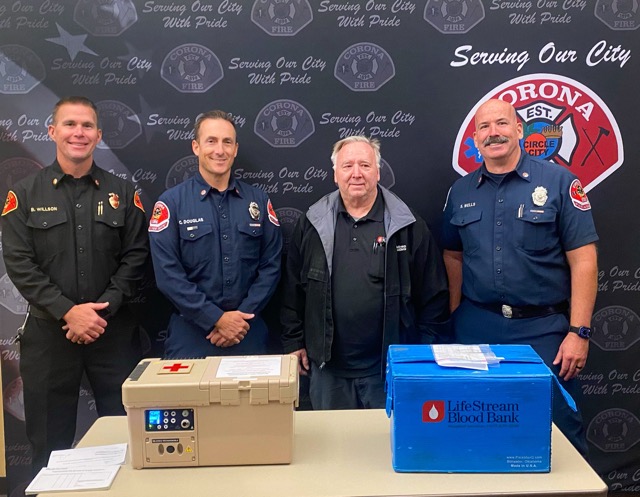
{"left": 254, "top": 99, "right": 315, "bottom": 148}
{"left": 251, "top": 0, "right": 313, "bottom": 36}
{"left": 161, "top": 44, "right": 224, "bottom": 94}
{"left": 424, "top": 0, "right": 485, "bottom": 34}
{"left": 74, "top": 0, "right": 138, "bottom": 36}
{"left": 422, "top": 400, "right": 445, "bottom": 422}
{"left": 334, "top": 42, "right": 395, "bottom": 92}
{"left": 96, "top": 100, "right": 141, "bottom": 149}
{"left": 595, "top": 0, "right": 640, "bottom": 30}
{"left": 587, "top": 408, "right": 640, "bottom": 452}
{"left": 453, "top": 74, "right": 624, "bottom": 192}
{"left": 0, "top": 45, "right": 46, "bottom": 94}
{"left": 591, "top": 306, "right": 640, "bottom": 351}
{"left": 166, "top": 156, "right": 199, "bottom": 189}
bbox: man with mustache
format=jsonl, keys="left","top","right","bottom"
{"left": 441, "top": 99, "right": 598, "bottom": 457}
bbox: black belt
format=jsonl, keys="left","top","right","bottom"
{"left": 469, "top": 300, "right": 569, "bottom": 319}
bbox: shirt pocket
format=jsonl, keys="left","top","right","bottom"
{"left": 95, "top": 208, "right": 126, "bottom": 254}
{"left": 179, "top": 223, "right": 213, "bottom": 269}
{"left": 26, "top": 210, "right": 68, "bottom": 260}
{"left": 367, "top": 247, "right": 385, "bottom": 281}
{"left": 450, "top": 209, "right": 482, "bottom": 255}
{"left": 515, "top": 210, "right": 557, "bottom": 253}
{"left": 237, "top": 224, "right": 263, "bottom": 260}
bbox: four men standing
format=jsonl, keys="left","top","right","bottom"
{"left": 1, "top": 97, "right": 598, "bottom": 474}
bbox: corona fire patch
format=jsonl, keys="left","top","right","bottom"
{"left": 133, "top": 191, "right": 145, "bottom": 212}
{"left": 267, "top": 199, "right": 280, "bottom": 226}
{"left": 570, "top": 179, "right": 591, "bottom": 211}
{"left": 149, "top": 201, "right": 170, "bottom": 232}
{"left": 2, "top": 190, "right": 18, "bottom": 216}
{"left": 453, "top": 73, "right": 624, "bottom": 192}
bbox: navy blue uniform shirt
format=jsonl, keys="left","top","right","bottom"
{"left": 149, "top": 172, "right": 282, "bottom": 336}
{"left": 442, "top": 152, "right": 598, "bottom": 307}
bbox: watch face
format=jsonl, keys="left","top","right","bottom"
{"left": 578, "top": 326, "right": 592, "bottom": 339}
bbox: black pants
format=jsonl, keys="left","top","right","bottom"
{"left": 309, "top": 363, "right": 386, "bottom": 410}
{"left": 19, "top": 310, "right": 142, "bottom": 475}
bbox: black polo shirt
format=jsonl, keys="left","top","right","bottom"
{"left": 329, "top": 189, "right": 386, "bottom": 377}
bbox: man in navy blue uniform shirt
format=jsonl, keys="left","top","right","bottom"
{"left": 442, "top": 99, "right": 598, "bottom": 456}
{"left": 149, "top": 110, "right": 282, "bottom": 357}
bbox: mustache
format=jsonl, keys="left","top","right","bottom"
{"left": 483, "top": 135, "right": 509, "bottom": 146}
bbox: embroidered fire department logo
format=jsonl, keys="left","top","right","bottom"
{"left": 133, "top": 191, "right": 144, "bottom": 212}
{"left": 2, "top": 190, "right": 18, "bottom": 216}
{"left": 570, "top": 179, "right": 591, "bottom": 211}
{"left": 453, "top": 74, "right": 624, "bottom": 192}
{"left": 267, "top": 199, "right": 280, "bottom": 226}
{"left": 108, "top": 193, "right": 120, "bottom": 209}
{"left": 249, "top": 201, "right": 260, "bottom": 221}
{"left": 149, "top": 201, "right": 170, "bottom": 232}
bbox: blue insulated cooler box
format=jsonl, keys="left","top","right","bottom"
{"left": 386, "top": 344, "right": 574, "bottom": 473}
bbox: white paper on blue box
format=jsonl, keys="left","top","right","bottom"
{"left": 385, "top": 344, "right": 576, "bottom": 473}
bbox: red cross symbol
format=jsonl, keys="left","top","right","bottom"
{"left": 162, "top": 363, "right": 190, "bottom": 373}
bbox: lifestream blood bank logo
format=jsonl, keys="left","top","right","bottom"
{"left": 423, "top": 401, "right": 445, "bottom": 422}
{"left": 453, "top": 74, "right": 624, "bottom": 192}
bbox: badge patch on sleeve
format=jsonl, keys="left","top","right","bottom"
{"left": 569, "top": 179, "right": 591, "bottom": 211}
{"left": 2, "top": 190, "right": 18, "bottom": 216}
{"left": 133, "top": 191, "right": 145, "bottom": 212}
{"left": 149, "top": 201, "right": 170, "bottom": 232}
{"left": 267, "top": 199, "right": 279, "bottom": 226}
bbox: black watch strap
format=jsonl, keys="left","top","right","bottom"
{"left": 569, "top": 325, "right": 592, "bottom": 339}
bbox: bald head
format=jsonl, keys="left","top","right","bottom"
{"left": 474, "top": 99, "right": 518, "bottom": 127}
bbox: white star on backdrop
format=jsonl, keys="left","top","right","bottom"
{"left": 46, "top": 23, "right": 98, "bottom": 61}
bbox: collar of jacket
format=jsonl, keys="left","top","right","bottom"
{"left": 306, "top": 185, "right": 416, "bottom": 276}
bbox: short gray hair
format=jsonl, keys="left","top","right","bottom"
{"left": 330, "top": 136, "right": 381, "bottom": 170}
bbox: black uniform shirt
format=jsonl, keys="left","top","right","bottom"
{"left": 330, "top": 190, "right": 386, "bottom": 377}
{"left": 1, "top": 161, "right": 149, "bottom": 321}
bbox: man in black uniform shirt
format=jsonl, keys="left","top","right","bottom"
{"left": 1, "top": 96, "right": 149, "bottom": 474}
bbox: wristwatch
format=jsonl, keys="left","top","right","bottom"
{"left": 569, "top": 326, "right": 592, "bottom": 339}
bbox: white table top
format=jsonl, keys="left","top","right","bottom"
{"left": 46, "top": 409, "right": 607, "bottom": 497}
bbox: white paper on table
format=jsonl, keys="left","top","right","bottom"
{"left": 24, "top": 465, "right": 121, "bottom": 494}
{"left": 46, "top": 443, "right": 127, "bottom": 469}
{"left": 432, "top": 344, "right": 491, "bottom": 371}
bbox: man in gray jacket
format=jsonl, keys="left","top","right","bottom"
{"left": 281, "top": 136, "right": 449, "bottom": 409}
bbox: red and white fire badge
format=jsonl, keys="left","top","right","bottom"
{"left": 453, "top": 73, "right": 624, "bottom": 192}
{"left": 133, "top": 191, "right": 145, "bottom": 212}
{"left": 148, "top": 201, "right": 170, "bottom": 232}
{"left": 1, "top": 190, "right": 18, "bottom": 216}
{"left": 267, "top": 199, "right": 280, "bottom": 226}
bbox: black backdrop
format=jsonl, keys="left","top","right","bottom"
{"left": 1, "top": 1, "right": 639, "bottom": 494}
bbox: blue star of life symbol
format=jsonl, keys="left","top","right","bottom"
{"left": 463, "top": 137, "right": 482, "bottom": 163}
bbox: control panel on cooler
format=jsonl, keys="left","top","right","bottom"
{"left": 146, "top": 408, "right": 194, "bottom": 432}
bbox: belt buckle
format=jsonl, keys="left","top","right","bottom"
{"left": 501, "top": 305, "right": 513, "bottom": 319}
